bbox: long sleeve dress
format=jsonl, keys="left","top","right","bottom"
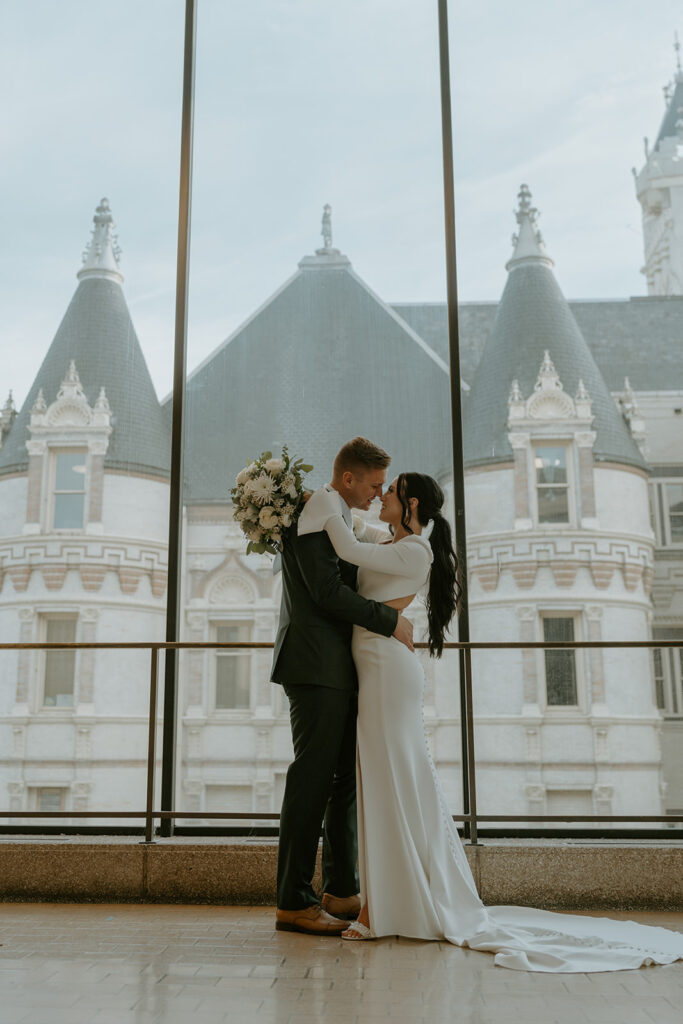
{"left": 317, "top": 508, "right": 683, "bottom": 973}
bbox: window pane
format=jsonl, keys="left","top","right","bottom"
{"left": 653, "top": 649, "right": 666, "bottom": 710}
{"left": 535, "top": 447, "right": 567, "bottom": 485}
{"left": 38, "top": 789, "right": 65, "bottom": 812}
{"left": 44, "top": 619, "right": 76, "bottom": 706}
{"left": 537, "top": 487, "right": 569, "bottom": 524}
{"left": 666, "top": 484, "right": 683, "bottom": 540}
{"left": 55, "top": 452, "right": 87, "bottom": 490}
{"left": 54, "top": 492, "right": 85, "bottom": 529}
{"left": 543, "top": 618, "right": 577, "bottom": 706}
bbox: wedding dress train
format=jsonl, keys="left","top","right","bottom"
{"left": 305, "top": 496, "right": 683, "bottom": 973}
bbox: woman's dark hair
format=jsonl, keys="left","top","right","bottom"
{"left": 394, "top": 472, "right": 460, "bottom": 658}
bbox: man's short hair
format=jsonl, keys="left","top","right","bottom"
{"left": 334, "top": 437, "right": 391, "bottom": 477}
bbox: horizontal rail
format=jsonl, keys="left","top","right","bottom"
{"left": 0, "top": 640, "right": 681, "bottom": 651}
{"left": 2, "top": 811, "right": 682, "bottom": 822}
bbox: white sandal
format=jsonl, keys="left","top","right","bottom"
{"left": 341, "top": 920, "right": 376, "bottom": 941}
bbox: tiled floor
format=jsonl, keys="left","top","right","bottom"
{"left": 0, "top": 905, "right": 681, "bottom": 1024}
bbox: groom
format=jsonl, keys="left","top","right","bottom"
{"left": 271, "top": 437, "right": 413, "bottom": 935}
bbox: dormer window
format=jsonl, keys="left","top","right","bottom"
{"left": 534, "top": 446, "right": 569, "bottom": 524}
{"left": 53, "top": 450, "right": 87, "bottom": 529}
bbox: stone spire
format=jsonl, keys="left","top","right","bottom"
{"left": 634, "top": 42, "right": 683, "bottom": 295}
{"left": 505, "top": 184, "right": 554, "bottom": 272}
{"left": 77, "top": 198, "right": 123, "bottom": 285}
{"left": 0, "top": 391, "right": 16, "bottom": 446}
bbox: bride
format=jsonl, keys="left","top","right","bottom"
{"left": 303, "top": 471, "right": 683, "bottom": 972}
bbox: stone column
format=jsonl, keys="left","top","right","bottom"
{"left": 585, "top": 605, "right": 605, "bottom": 705}
{"left": 516, "top": 605, "right": 539, "bottom": 705}
{"left": 78, "top": 609, "right": 99, "bottom": 705}
{"left": 23, "top": 440, "right": 46, "bottom": 534}
{"left": 185, "top": 613, "right": 205, "bottom": 710}
{"left": 15, "top": 609, "right": 35, "bottom": 704}
{"left": 87, "top": 442, "right": 107, "bottom": 528}
{"left": 576, "top": 431, "right": 597, "bottom": 526}
{"left": 509, "top": 432, "right": 532, "bottom": 529}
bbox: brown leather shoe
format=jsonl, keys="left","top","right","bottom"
{"left": 321, "top": 892, "right": 361, "bottom": 920}
{"left": 275, "top": 905, "right": 346, "bottom": 935}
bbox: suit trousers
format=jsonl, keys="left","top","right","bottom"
{"left": 277, "top": 683, "right": 359, "bottom": 909}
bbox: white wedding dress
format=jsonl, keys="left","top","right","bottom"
{"left": 300, "top": 490, "right": 683, "bottom": 972}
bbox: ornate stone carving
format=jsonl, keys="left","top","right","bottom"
{"left": 208, "top": 574, "right": 256, "bottom": 606}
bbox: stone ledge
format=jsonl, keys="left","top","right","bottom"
{"left": 0, "top": 838, "right": 681, "bottom": 909}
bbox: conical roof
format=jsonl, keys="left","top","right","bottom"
{"left": 655, "top": 68, "right": 683, "bottom": 148}
{"left": 0, "top": 201, "right": 170, "bottom": 479}
{"left": 175, "top": 210, "right": 452, "bottom": 501}
{"left": 463, "top": 186, "right": 646, "bottom": 470}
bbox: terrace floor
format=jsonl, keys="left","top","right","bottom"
{"left": 0, "top": 904, "right": 682, "bottom": 1023}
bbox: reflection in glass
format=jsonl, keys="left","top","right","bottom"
{"left": 43, "top": 618, "right": 77, "bottom": 707}
{"left": 543, "top": 617, "right": 577, "bottom": 706}
{"left": 53, "top": 451, "right": 87, "bottom": 529}
{"left": 535, "top": 446, "right": 568, "bottom": 523}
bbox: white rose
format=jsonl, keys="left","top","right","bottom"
{"left": 259, "top": 506, "right": 279, "bottom": 530}
{"left": 265, "top": 458, "right": 286, "bottom": 474}
{"left": 236, "top": 466, "right": 250, "bottom": 486}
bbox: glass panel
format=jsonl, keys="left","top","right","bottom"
{"left": 0, "top": 2, "right": 180, "bottom": 830}
{"left": 55, "top": 452, "right": 87, "bottom": 490}
{"left": 43, "top": 618, "right": 77, "bottom": 707}
{"left": 535, "top": 447, "right": 567, "bottom": 485}
{"left": 543, "top": 618, "right": 577, "bottom": 706}
{"left": 177, "top": 1, "right": 451, "bottom": 832}
{"left": 666, "top": 483, "right": 683, "bottom": 541}
{"left": 38, "top": 788, "right": 65, "bottom": 812}
{"left": 54, "top": 493, "right": 85, "bottom": 529}
{"left": 0, "top": 648, "right": 165, "bottom": 827}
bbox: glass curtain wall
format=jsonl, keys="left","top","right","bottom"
{"left": 175, "top": 0, "right": 461, "bottom": 830}
{"left": 457, "top": 6, "right": 683, "bottom": 832}
{"left": 0, "top": 1, "right": 183, "bottom": 826}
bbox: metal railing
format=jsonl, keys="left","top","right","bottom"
{"left": 1, "top": 638, "right": 682, "bottom": 845}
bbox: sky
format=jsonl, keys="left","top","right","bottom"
{"left": 1, "top": 0, "right": 681, "bottom": 409}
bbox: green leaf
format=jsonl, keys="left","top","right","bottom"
{"left": 299, "top": 464, "right": 313, "bottom": 473}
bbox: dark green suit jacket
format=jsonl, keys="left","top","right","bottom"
{"left": 271, "top": 523, "right": 399, "bottom": 690}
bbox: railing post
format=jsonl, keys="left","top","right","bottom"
{"left": 161, "top": 0, "right": 198, "bottom": 838}
{"left": 143, "top": 646, "right": 159, "bottom": 844}
{"left": 463, "top": 646, "right": 478, "bottom": 845}
{"left": 437, "top": 0, "right": 473, "bottom": 836}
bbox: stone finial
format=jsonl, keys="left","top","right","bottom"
{"left": 31, "top": 389, "right": 47, "bottom": 414}
{"left": 0, "top": 390, "right": 17, "bottom": 438}
{"left": 676, "top": 30, "right": 682, "bottom": 76}
{"left": 509, "top": 379, "right": 523, "bottom": 403}
{"left": 57, "top": 360, "right": 85, "bottom": 401}
{"left": 321, "top": 204, "right": 333, "bottom": 249}
{"left": 619, "top": 377, "right": 646, "bottom": 452}
{"left": 535, "top": 350, "right": 563, "bottom": 392}
{"left": 78, "top": 198, "right": 124, "bottom": 285}
{"left": 94, "top": 386, "right": 111, "bottom": 413}
{"left": 574, "top": 379, "right": 592, "bottom": 418}
{"left": 506, "top": 185, "right": 554, "bottom": 271}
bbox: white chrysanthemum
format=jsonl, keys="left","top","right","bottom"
{"left": 259, "top": 506, "right": 279, "bottom": 530}
{"left": 246, "top": 472, "right": 276, "bottom": 504}
{"left": 265, "top": 457, "right": 286, "bottom": 474}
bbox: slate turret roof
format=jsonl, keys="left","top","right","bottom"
{"left": 462, "top": 186, "right": 647, "bottom": 471}
{"left": 0, "top": 201, "right": 170, "bottom": 479}
{"left": 170, "top": 216, "right": 452, "bottom": 502}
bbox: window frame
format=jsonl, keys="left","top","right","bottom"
{"left": 211, "top": 619, "right": 253, "bottom": 715}
{"left": 38, "top": 613, "right": 79, "bottom": 712}
{"left": 539, "top": 610, "right": 585, "bottom": 714}
{"left": 49, "top": 446, "right": 89, "bottom": 533}
{"left": 532, "top": 441, "right": 575, "bottom": 528}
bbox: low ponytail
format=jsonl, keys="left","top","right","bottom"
{"left": 396, "top": 474, "right": 460, "bottom": 658}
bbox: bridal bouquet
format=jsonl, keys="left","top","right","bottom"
{"left": 231, "top": 446, "right": 313, "bottom": 555}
